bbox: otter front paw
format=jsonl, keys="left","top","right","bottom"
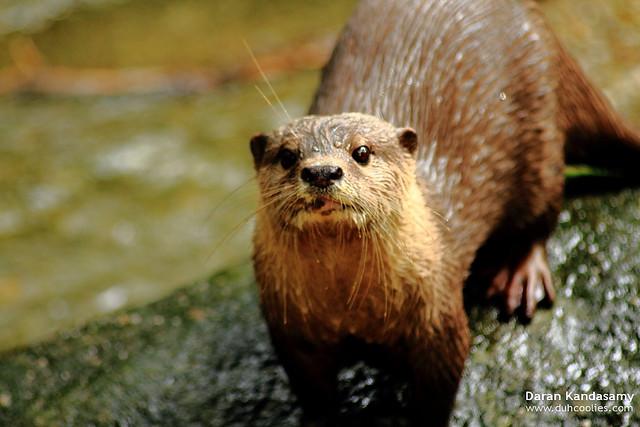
{"left": 486, "top": 243, "right": 555, "bottom": 322}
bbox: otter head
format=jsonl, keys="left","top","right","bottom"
{"left": 250, "top": 113, "right": 418, "bottom": 231}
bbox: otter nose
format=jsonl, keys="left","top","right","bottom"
{"left": 301, "top": 165, "right": 343, "bottom": 188}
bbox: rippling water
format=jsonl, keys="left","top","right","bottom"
{"left": 0, "top": 75, "right": 317, "bottom": 350}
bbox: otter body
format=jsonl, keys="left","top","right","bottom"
{"left": 250, "top": 0, "right": 640, "bottom": 425}
{"left": 252, "top": 114, "right": 465, "bottom": 426}
{"left": 312, "top": 0, "right": 564, "bottom": 270}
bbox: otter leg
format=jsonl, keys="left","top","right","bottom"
{"left": 407, "top": 371, "right": 460, "bottom": 427}
{"left": 486, "top": 242, "right": 555, "bottom": 320}
{"left": 269, "top": 334, "right": 340, "bottom": 426}
{"left": 470, "top": 124, "right": 564, "bottom": 321}
{"left": 405, "top": 309, "right": 470, "bottom": 426}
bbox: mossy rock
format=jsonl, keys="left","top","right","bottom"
{"left": 0, "top": 188, "right": 639, "bottom": 426}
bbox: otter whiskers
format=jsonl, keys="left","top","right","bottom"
{"left": 205, "top": 183, "right": 297, "bottom": 264}
{"left": 242, "top": 39, "right": 301, "bottom": 139}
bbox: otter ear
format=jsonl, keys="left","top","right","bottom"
{"left": 397, "top": 128, "right": 418, "bottom": 155}
{"left": 250, "top": 133, "right": 269, "bottom": 168}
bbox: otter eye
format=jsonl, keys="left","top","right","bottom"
{"left": 352, "top": 146, "right": 371, "bottom": 165}
{"left": 278, "top": 148, "right": 298, "bottom": 170}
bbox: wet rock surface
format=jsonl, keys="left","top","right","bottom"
{"left": 0, "top": 187, "right": 638, "bottom": 426}
{"left": 2, "top": 0, "right": 640, "bottom": 356}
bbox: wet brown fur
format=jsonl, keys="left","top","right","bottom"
{"left": 250, "top": 0, "right": 640, "bottom": 425}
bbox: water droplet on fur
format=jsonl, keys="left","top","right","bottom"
{"left": 499, "top": 92, "right": 507, "bottom": 101}
{"left": 312, "top": 146, "right": 320, "bottom": 152}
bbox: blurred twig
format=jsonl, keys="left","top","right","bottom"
{"left": 0, "top": 36, "right": 334, "bottom": 96}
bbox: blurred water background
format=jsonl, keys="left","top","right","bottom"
{"left": 0, "top": 0, "right": 639, "bottom": 352}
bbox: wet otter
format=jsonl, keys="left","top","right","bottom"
{"left": 250, "top": 0, "right": 640, "bottom": 425}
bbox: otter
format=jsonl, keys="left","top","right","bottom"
{"left": 249, "top": 0, "right": 640, "bottom": 425}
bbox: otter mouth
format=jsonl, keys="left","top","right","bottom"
{"left": 306, "top": 196, "right": 345, "bottom": 216}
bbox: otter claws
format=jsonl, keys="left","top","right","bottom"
{"left": 486, "top": 243, "right": 555, "bottom": 322}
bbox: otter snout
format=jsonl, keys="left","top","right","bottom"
{"left": 300, "top": 165, "right": 343, "bottom": 188}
